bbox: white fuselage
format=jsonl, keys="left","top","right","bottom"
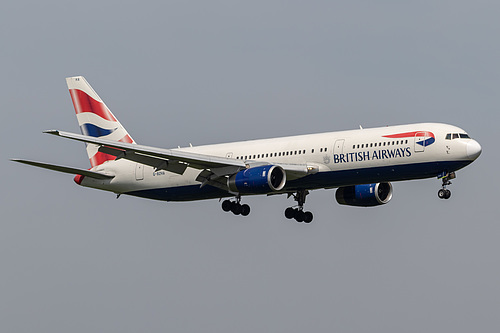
{"left": 80, "top": 123, "right": 480, "bottom": 201}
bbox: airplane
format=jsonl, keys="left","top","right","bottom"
{"left": 12, "top": 76, "right": 482, "bottom": 223}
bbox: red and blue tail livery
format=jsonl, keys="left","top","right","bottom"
{"left": 67, "top": 76, "right": 135, "bottom": 167}
{"left": 12, "top": 76, "right": 482, "bottom": 223}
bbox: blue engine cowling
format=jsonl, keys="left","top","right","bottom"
{"left": 228, "top": 165, "right": 286, "bottom": 194}
{"left": 335, "top": 183, "right": 393, "bottom": 207}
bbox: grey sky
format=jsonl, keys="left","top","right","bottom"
{"left": 1, "top": 1, "right": 499, "bottom": 332}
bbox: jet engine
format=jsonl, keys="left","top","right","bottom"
{"left": 228, "top": 165, "right": 286, "bottom": 194}
{"left": 335, "top": 182, "right": 393, "bottom": 207}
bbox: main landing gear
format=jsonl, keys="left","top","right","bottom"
{"left": 221, "top": 196, "right": 250, "bottom": 216}
{"left": 285, "top": 189, "right": 314, "bottom": 223}
{"left": 438, "top": 172, "right": 455, "bottom": 200}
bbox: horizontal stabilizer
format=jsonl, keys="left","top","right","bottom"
{"left": 11, "top": 159, "right": 114, "bottom": 179}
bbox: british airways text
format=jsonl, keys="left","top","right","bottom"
{"left": 334, "top": 147, "right": 412, "bottom": 164}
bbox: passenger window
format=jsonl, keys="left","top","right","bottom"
{"left": 311, "top": 149, "right": 314, "bottom": 153}
{"left": 324, "top": 148, "right": 327, "bottom": 152}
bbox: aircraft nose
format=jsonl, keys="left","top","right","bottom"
{"left": 466, "top": 140, "right": 482, "bottom": 160}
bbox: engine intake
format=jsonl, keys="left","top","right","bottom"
{"left": 336, "top": 182, "right": 393, "bottom": 207}
{"left": 228, "top": 165, "right": 286, "bottom": 194}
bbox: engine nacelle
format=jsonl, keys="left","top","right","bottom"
{"left": 335, "top": 182, "right": 393, "bottom": 207}
{"left": 228, "top": 165, "right": 286, "bottom": 194}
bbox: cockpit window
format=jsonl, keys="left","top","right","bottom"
{"left": 446, "top": 133, "right": 471, "bottom": 140}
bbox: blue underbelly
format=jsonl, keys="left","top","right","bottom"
{"left": 125, "top": 159, "right": 472, "bottom": 202}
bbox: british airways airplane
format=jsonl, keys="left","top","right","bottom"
{"left": 12, "top": 76, "right": 482, "bottom": 223}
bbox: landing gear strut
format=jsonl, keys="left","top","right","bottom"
{"left": 221, "top": 196, "right": 250, "bottom": 216}
{"left": 285, "top": 189, "right": 313, "bottom": 223}
{"left": 438, "top": 172, "right": 455, "bottom": 200}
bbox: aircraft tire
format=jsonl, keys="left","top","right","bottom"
{"left": 295, "top": 210, "right": 305, "bottom": 222}
{"left": 222, "top": 200, "right": 232, "bottom": 212}
{"left": 231, "top": 202, "right": 242, "bottom": 215}
{"left": 241, "top": 204, "right": 250, "bottom": 216}
{"left": 304, "top": 211, "right": 313, "bottom": 223}
{"left": 285, "top": 207, "right": 295, "bottom": 219}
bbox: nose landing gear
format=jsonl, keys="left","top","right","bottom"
{"left": 437, "top": 172, "right": 455, "bottom": 200}
{"left": 285, "top": 190, "right": 314, "bottom": 223}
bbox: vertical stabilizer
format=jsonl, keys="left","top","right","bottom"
{"left": 66, "top": 76, "right": 135, "bottom": 167}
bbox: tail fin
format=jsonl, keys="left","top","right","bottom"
{"left": 66, "top": 76, "right": 135, "bottom": 167}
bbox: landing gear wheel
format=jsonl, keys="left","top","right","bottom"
{"left": 230, "top": 202, "right": 242, "bottom": 215}
{"left": 285, "top": 190, "right": 314, "bottom": 223}
{"left": 222, "top": 197, "right": 251, "bottom": 217}
{"left": 438, "top": 189, "right": 452, "bottom": 199}
{"left": 438, "top": 172, "right": 455, "bottom": 200}
{"left": 295, "top": 210, "right": 305, "bottom": 222}
{"left": 222, "top": 200, "right": 232, "bottom": 212}
{"left": 241, "top": 204, "right": 251, "bottom": 216}
{"left": 304, "top": 211, "right": 313, "bottom": 223}
{"left": 285, "top": 207, "right": 295, "bottom": 219}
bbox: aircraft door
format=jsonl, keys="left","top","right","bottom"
{"left": 135, "top": 163, "right": 144, "bottom": 180}
{"left": 334, "top": 139, "right": 345, "bottom": 155}
{"left": 414, "top": 132, "right": 426, "bottom": 153}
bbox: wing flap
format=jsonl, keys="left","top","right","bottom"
{"left": 98, "top": 146, "right": 188, "bottom": 175}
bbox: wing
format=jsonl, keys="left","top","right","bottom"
{"left": 44, "top": 130, "right": 318, "bottom": 189}
{"left": 11, "top": 159, "right": 114, "bottom": 179}
{"left": 45, "top": 130, "right": 246, "bottom": 172}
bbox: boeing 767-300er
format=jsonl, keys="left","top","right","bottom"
{"left": 12, "top": 76, "right": 482, "bottom": 223}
